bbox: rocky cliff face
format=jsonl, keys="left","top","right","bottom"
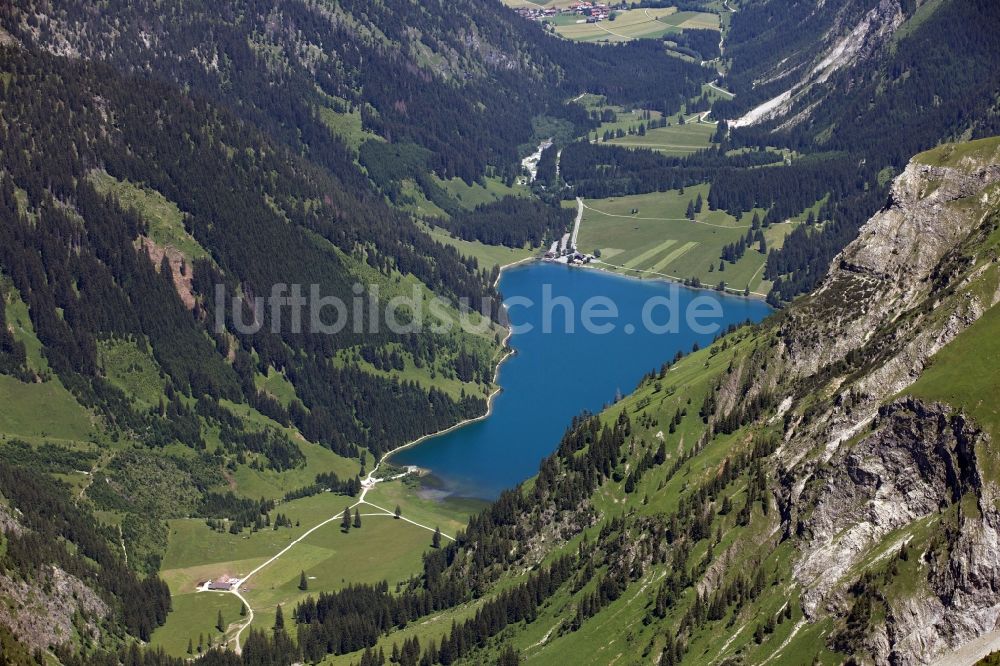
{"left": 781, "top": 153, "right": 1000, "bottom": 381}
{"left": 789, "top": 397, "right": 1000, "bottom": 665}
{"left": 0, "top": 507, "right": 110, "bottom": 654}
{"left": 760, "top": 139, "right": 1000, "bottom": 663}
{"left": 733, "top": 0, "right": 905, "bottom": 128}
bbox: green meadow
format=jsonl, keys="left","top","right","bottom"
{"left": 580, "top": 93, "right": 719, "bottom": 156}
{"left": 149, "top": 591, "right": 243, "bottom": 657}
{"left": 434, "top": 175, "right": 530, "bottom": 211}
{"left": 242, "top": 513, "right": 435, "bottom": 631}
{"left": 97, "top": 338, "right": 167, "bottom": 410}
{"left": 2, "top": 279, "right": 49, "bottom": 375}
{"left": 254, "top": 367, "right": 299, "bottom": 408}
{"left": 421, "top": 223, "right": 537, "bottom": 271}
{"left": 316, "top": 99, "right": 384, "bottom": 155}
{"left": 0, "top": 375, "right": 95, "bottom": 445}
{"left": 659, "top": 9, "right": 721, "bottom": 30}
{"left": 553, "top": 8, "right": 684, "bottom": 43}
{"left": 0, "top": 280, "right": 95, "bottom": 445}
{"left": 88, "top": 170, "right": 209, "bottom": 261}
{"left": 575, "top": 188, "right": 798, "bottom": 294}
{"left": 161, "top": 495, "right": 358, "bottom": 581}
{"left": 228, "top": 436, "right": 361, "bottom": 500}
{"left": 361, "top": 476, "right": 489, "bottom": 537}
{"left": 909, "top": 298, "right": 1000, "bottom": 439}
{"left": 602, "top": 118, "right": 716, "bottom": 155}
{"left": 551, "top": 7, "right": 719, "bottom": 44}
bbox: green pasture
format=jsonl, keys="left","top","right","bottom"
{"left": 149, "top": 591, "right": 243, "bottom": 658}
{"left": 434, "top": 175, "right": 530, "bottom": 211}
{"left": 0, "top": 375, "right": 95, "bottom": 444}
{"left": 242, "top": 514, "right": 436, "bottom": 631}
{"left": 575, "top": 188, "right": 796, "bottom": 293}
{"left": 909, "top": 302, "right": 1000, "bottom": 440}
{"left": 317, "top": 101, "right": 383, "bottom": 154}
{"left": 421, "top": 223, "right": 537, "bottom": 271}
{"left": 553, "top": 8, "right": 682, "bottom": 43}
{"left": 362, "top": 476, "right": 488, "bottom": 537}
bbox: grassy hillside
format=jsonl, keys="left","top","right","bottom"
{"left": 552, "top": 8, "right": 690, "bottom": 43}
{"left": 909, "top": 303, "right": 1000, "bottom": 440}
{"left": 576, "top": 187, "right": 801, "bottom": 294}
{"left": 0, "top": 0, "right": 997, "bottom": 657}
{"left": 89, "top": 170, "right": 210, "bottom": 261}
{"left": 579, "top": 92, "right": 719, "bottom": 157}
{"left": 277, "top": 138, "right": 1000, "bottom": 666}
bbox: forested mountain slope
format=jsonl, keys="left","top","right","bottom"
{"left": 712, "top": 0, "right": 1000, "bottom": 303}
{"left": 0, "top": 0, "right": 708, "bottom": 183}
{"left": 1, "top": 0, "right": 998, "bottom": 662}
{"left": 0, "top": 41, "right": 503, "bottom": 658}
{"left": 722, "top": 0, "right": 1000, "bottom": 162}
{"left": 0, "top": 1, "right": 716, "bottom": 660}
{"left": 310, "top": 137, "right": 1000, "bottom": 666}
{"left": 0, "top": 46, "right": 498, "bottom": 458}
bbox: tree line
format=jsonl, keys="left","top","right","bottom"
{"left": 433, "top": 198, "right": 574, "bottom": 249}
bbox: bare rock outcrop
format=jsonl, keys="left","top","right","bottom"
{"left": 794, "top": 400, "right": 984, "bottom": 616}
{"left": 0, "top": 565, "right": 109, "bottom": 653}
{"left": 144, "top": 237, "right": 197, "bottom": 310}
{"left": 780, "top": 158, "right": 1000, "bottom": 381}
{"left": 753, "top": 141, "right": 1000, "bottom": 664}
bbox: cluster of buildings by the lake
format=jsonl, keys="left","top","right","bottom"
{"left": 544, "top": 234, "right": 595, "bottom": 266}
{"left": 514, "top": 2, "right": 617, "bottom": 24}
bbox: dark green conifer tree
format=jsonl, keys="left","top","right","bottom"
{"left": 274, "top": 604, "right": 284, "bottom": 632}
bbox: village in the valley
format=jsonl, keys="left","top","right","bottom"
{"left": 514, "top": 2, "right": 621, "bottom": 24}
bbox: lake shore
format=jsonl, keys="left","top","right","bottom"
{"left": 365, "top": 252, "right": 538, "bottom": 486}
{"left": 385, "top": 260, "right": 772, "bottom": 498}
{"left": 581, "top": 258, "right": 770, "bottom": 299}
{"left": 371, "top": 252, "right": 773, "bottom": 497}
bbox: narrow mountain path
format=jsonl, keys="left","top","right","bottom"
{"left": 571, "top": 197, "right": 583, "bottom": 250}
{"left": 580, "top": 201, "right": 750, "bottom": 229}
{"left": 745, "top": 259, "right": 767, "bottom": 292}
{"left": 227, "top": 436, "right": 461, "bottom": 652}
{"left": 706, "top": 80, "right": 734, "bottom": 98}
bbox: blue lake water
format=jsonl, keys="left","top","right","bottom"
{"left": 392, "top": 262, "right": 772, "bottom": 499}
